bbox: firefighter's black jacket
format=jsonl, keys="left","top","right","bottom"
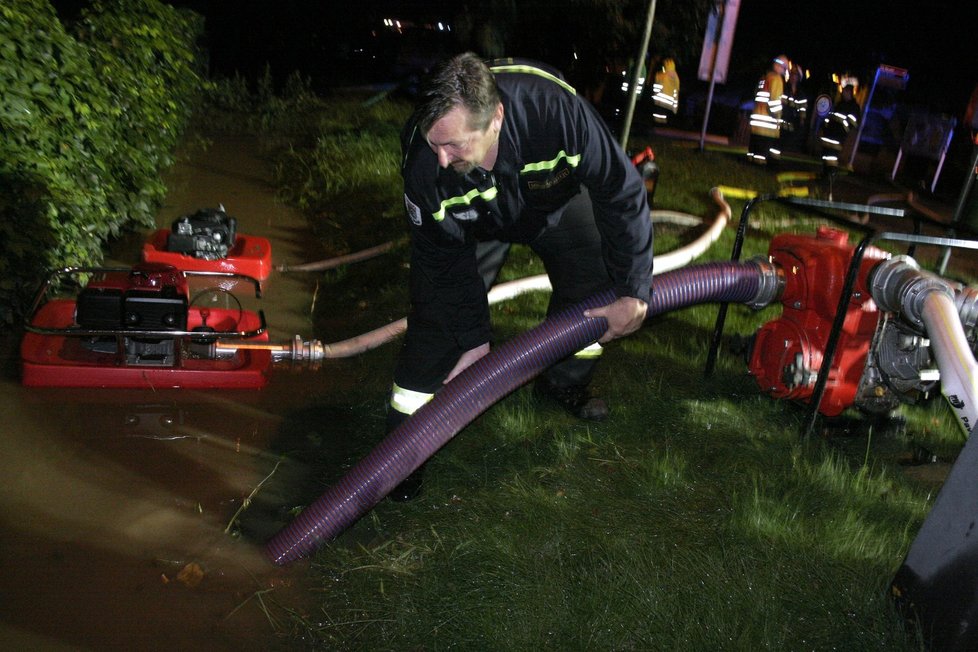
{"left": 400, "top": 59, "right": 653, "bottom": 354}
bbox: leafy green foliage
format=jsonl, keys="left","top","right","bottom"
{"left": 0, "top": 0, "right": 202, "bottom": 326}
{"left": 270, "top": 94, "right": 411, "bottom": 252}
{"left": 199, "top": 66, "right": 324, "bottom": 136}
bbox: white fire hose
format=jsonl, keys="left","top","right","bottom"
{"left": 220, "top": 189, "right": 732, "bottom": 361}
{"left": 871, "top": 256, "right": 978, "bottom": 435}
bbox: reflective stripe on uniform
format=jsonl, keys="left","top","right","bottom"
{"left": 489, "top": 64, "right": 577, "bottom": 95}
{"left": 433, "top": 186, "right": 499, "bottom": 222}
{"left": 574, "top": 342, "right": 603, "bottom": 359}
{"left": 521, "top": 150, "right": 582, "bottom": 174}
{"left": 652, "top": 83, "right": 679, "bottom": 113}
{"left": 390, "top": 383, "right": 435, "bottom": 415}
{"left": 750, "top": 113, "right": 780, "bottom": 136}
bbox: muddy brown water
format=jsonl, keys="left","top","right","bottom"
{"left": 0, "top": 136, "right": 378, "bottom": 650}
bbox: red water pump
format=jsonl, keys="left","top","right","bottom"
{"left": 20, "top": 262, "right": 325, "bottom": 389}
{"left": 747, "top": 226, "right": 927, "bottom": 417}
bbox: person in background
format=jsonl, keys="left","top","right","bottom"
{"left": 747, "top": 54, "right": 788, "bottom": 165}
{"left": 651, "top": 57, "right": 680, "bottom": 127}
{"left": 389, "top": 52, "right": 654, "bottom": 500}
{"left": 819, "top": 83, "right": 861, "bottom": 168}
{"left": 781, "top": 60, "right": 809, "bottom": 149}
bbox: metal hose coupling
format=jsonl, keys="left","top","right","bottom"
{"left": 745, "top": 256, "right": 785, "bottom": 309}
{"left": 272, "top": 335, "right": 325, "bottom": 366}
{"left": 954, "top": 284, "right": 978, "bottom": 337}
{"left": 869, "top": 255, "right": 954, "bottom": 328}
{"left": 214, "top": 335, "right": 326, "bottom": 369}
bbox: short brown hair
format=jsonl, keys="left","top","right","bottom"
{"left": 416, "top": 52, "right": 500, "bottom": 134}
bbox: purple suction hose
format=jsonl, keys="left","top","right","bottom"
{"left": 265, "top": 261, "right": 764, "bottom": 565}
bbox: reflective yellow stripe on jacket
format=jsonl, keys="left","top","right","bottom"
{"left": 488, "top": 64, "right": 577, "bottom": 95}
{"left": 521, "top": 150, "right": 581, "bottom": 174}
{"left": 433, "top": 186, "right": 499, "bottom": 222}
{"left": 390, "top": 383, "right": 434, "bottom": 415}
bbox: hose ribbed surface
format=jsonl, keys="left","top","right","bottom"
{"left": 265, "top": 261, "right": 761, "bottom": 564}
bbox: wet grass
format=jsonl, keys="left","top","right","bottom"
{"left": 291, "top": 377, "right": 929, "bottom": 650}
{"left": 216, "top": 92, "right": 967, "bottom": 649}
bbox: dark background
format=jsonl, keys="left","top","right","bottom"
{"left": 730, "top": 0, "right": 977, "bottom": 116}
{"left": 49, "top": 1, "right": 977, "bottom": 118}
{"left": 47, "top": 0, "right": 978, "bottom": 197}
{"left": 169, "top": 1, "right": 976, "bottom": 117}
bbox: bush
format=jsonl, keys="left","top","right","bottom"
{"left": 270, "top": 95, "right": 411, "bottom": 250}
{"left": 0, "top": 0, "right": 203, "bottom": 327}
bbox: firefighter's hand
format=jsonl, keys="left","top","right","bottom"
{"left": 584, "top": 296, "right": 648, "bottom": 343}
{"left": 444, "top": 342, "right": 490, "bottom": 384}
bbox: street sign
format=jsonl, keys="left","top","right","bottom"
{"left": 697, "top": 0, "right": 741, "bottom": 84}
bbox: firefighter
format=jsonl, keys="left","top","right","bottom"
{"left": 651, "top": 57, "right": 680, "bottom": 126}
{"left": 782, "top": 60, "right": 809, "bottom": 146}
{"left": 819, "top": 83, "right": 860, "bottom": 168}
{"left": 747, "top": 55, "right": 789, "bottom": 165}
{"left": 390, "top": 52, "right": 654, "bottom": 499}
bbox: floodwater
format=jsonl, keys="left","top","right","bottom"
{"left": 0, "top": 136, "right": 361, "bottom": 650}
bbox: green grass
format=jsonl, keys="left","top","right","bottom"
{"left": 224, "top": 92, "right": 966, "bottom": 650}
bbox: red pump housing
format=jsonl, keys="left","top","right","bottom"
{"left": 748, "top": 226, "right": 889, "bottom": 416}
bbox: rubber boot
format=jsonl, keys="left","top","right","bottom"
{"left": 385, "top": 407, "right": 426, "bottom": 501}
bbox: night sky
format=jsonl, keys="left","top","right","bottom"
{"left": 180, "top": 1, "right": 976, "bottom": 117}
{"left": 51, "top": 1, "right": 978, "bottom": 120}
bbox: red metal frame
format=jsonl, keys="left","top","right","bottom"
{"left": 21, "top": 264, "right": 275, "bottom": 390}
{"left": 20, "top": 299, "right": 272, "bottom": 389}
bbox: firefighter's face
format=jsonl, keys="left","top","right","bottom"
{"left": 426, "top": 104, "right": 503, "bottom": 175}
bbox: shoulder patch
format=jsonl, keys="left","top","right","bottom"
{"left": 404, "top": 194, "right": 423, "bottom": 226}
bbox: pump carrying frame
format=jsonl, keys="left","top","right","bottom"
{"left": 704, "top": 193, "right": 978, "bottom": 438}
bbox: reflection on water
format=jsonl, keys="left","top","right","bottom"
{"left": 0, "top": 136, "right": 375, "bottom": 650}
{"left": 0, "top": 383, "right": 296, "bottom": 650}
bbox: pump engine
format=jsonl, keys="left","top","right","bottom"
{"left": 75, "top": 262, "right": 191, "bottom": 366}
{"left": 166, "top": 207, "right": 237, "bottom": 260}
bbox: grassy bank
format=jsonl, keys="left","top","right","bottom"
{"left": 225, "top": 90, "right": 964, "bottom": 649}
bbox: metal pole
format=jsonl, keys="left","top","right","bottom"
{"left": 937, "top": 139, "right": 978, "bottom": 274}
{"left": 620, "top": 0, "right": 658, "bottom": 150}
{"left": 847, "top": 66, "right": 880, "bottom": 168}
{"left": 699, "top": 1, "right": 724, "bottom": 152}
